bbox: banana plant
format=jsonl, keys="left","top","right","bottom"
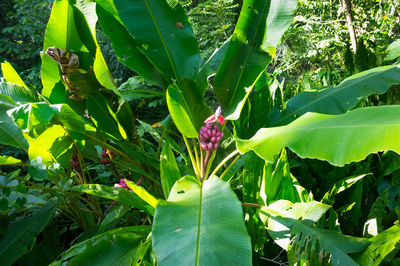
{"left": 1, "top": 0, "right": 400, "bottom": 265}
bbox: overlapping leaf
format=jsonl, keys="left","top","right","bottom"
{"left": 214, "top": 0, "right": 297, "bottom": 119}
{"left": 267, "top": 65, "right": 400, "bottom": 126}
{"left": 237, "top": 105, "right": 400, "bottom": 166}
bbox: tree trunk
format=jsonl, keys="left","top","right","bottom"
{"left": 340, "top": 0, "right": 357, "bottom": 53}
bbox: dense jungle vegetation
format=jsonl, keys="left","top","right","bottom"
{"left": 0, "top": 0, "right": 400, "bottom": 265}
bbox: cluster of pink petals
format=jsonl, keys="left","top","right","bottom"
{"left": 200, "top": 107, "right": 225, "bottom": 151}
{"left": 100, "top": 147, "right": 114, "bottom": 165}
{"left": 204, "top": 106, "right": 225, "bottom": 125}
{"left": 114, "top": 179, "right": 131, "bottom": 190}
{"left": 200, "top": 124, "right": 224, "bottom": 151}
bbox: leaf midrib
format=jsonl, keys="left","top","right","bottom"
{"left": 142, "top": 0, "right": 179, "bottom": 81}
{"left": 226, "top": 0, "right": 271, "bottom": 111}
{"left": 195, "top": 183, "right": 203, "bottom": 266}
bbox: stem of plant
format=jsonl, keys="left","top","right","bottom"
{"left": 183, "top": 136, "right": 199, "bottom": 177}
{"left": 155, "top": 127, "right": 167, "bottom": 159}
{"left": 242, "top": 202, "right": 263, "bottom": 208}
{"left": 193, "top": 138, "right": 200, "bottom": 174}
{"left": 201, "top": 150, "right": 211, "bottom": 181}
{"left": 209, "top": 149, "right": 240, "bottom": 178}
{"left": 219, "top": 155, "right": 240, "bottom": 181}
{"left": 204, "top": 151, "right": 216, "bottom": 180}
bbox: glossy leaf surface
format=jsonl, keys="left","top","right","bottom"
{"left": 95, "top": 0, "right": 165, "bottom": 87}
{"left": 166, "top": 81, "right": 211, "bottom": 138}
{"left": 153, "top": 176, "right": 252, "bottom": 266}
{"left": 51, "top": 226, "right": 150, "bottom": 266}
{"left": 0, "top": 111, "right": 29, "bottom": 149}
{"left": 237, "top": 106, "right": 400, "bottom": 166}
{"left": 114, "top": 0, "right": 201, "bottom": 82}
{"left": 1, "top": 62, "right": 27, "bottom": 87}
{"left": 87, "top": 94, "right": 127, "bottom": 140}
{"left": 214, "top": 0, "right": 296, "bottom": 119}
{"left": 268, "top": 65, "right": 400, "bottom": 126}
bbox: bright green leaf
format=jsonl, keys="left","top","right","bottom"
{"left": 153, "top": 176, "right": 252, "bottom": 266}
{"left": 1, "top": 62, "right": 27, "bottom": 87}
{"left": 268, "top": 65, "right": 400, "bottom": 126}
{"left": 237, "top": 106, "right": 400, "bottom": 166}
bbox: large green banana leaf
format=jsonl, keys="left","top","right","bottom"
{"left": 50, "top": 226, "right": 150, "bottom": 266}
{"left": 1, "top": 62, "right": 27, "bottom": 87}
{"left": 95, "top": 0, "right": 166, "bottom": 87}
{"left": 113, "top": 0, "right": 201, "bottom": 83}
{"left": 41, "top": 0, "right": 83, "bottom": 102}
{"left": 355, "top": 224, "right": 400, "bottom": 265}
{"left": 0, "top": 82, "right": 40, "bottom": 104}
{"left": 237, "top": 105, "right": 400, "bottom": 166}
{"left": 0, "top": 111, "right": 29, "bottom": 149}
{"left": 259, "top": 200, "right": 369, "bottom": 265}
{"left": 166, "top": 81, "right": 211, "bottom": 138}
{"left": 152, "top": 176, "right": 252, "bottom": 266}
{"left": 214, "top": 0, "right": 297, "bottom": 119}
{"left": 41, "top": 0, "right": 117, "bottom": 102}
{"left": 0, "top": 199, "right": 58, "bottom": 265}
{"left": 74, "top": 0, "right": 119, "bottom": 95}
{"left": 267, "top": 65, "right": 400, "bottom": 126}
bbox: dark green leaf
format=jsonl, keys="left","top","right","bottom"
{"left": 87, "top": 94, "right": 127, "bottom": 140}
{"left": 214, "top": 0, "right": 296, "bottom": 119}
{"left": 160, "top": 140, "right": 181, "bottom": 198}
{"left": 0, "top": 199, "right": 58, "bottom": 265}
{"left": 95, "top": 1, "right": 166, "bottom": 87}
{"left": 74, "top": 184, "right": 155, "bottom": 215}
{"left": 114, "top": 0, "right": 201, "bottom": 82}
{"left": 52, "top": 226, "right": 150, "bottom": 266}
{"left": 0, "top": 111, "right": 29, "bottom": 149}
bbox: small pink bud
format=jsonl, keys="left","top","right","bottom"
{"left": 212, "top": 129, "right": 216, "bottom": 136}
{"left": 216, "top": 137, "right": 221, "bottom": 142}
{"left": 207, "top": 143, "right": 213, "bottom": 150}
{"left": 210, "top": 137, "right": 216, "bottom": 143}
{"left": 213, "top": 143, "right": 218, "bottom": 150}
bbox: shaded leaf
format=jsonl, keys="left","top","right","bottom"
{"left": 0, "top": 111, "right": 29, "bottom": 149}
{"left": 51, "top": 226, "right": 150, "bottom": 266}
{"left": 95, "top": 1, "right": 165, "bottom": 87}
{"left": 74, "top": 184, "right": 155, "bottom": 215}
{"left": 160, "top": 140, "right": 181, "bottom": 198}
{"left": 0, "top": 199, "right": 58, "bottom": 265}
{"left": 87, "top": 93, "right": 127, "bottom": 140}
